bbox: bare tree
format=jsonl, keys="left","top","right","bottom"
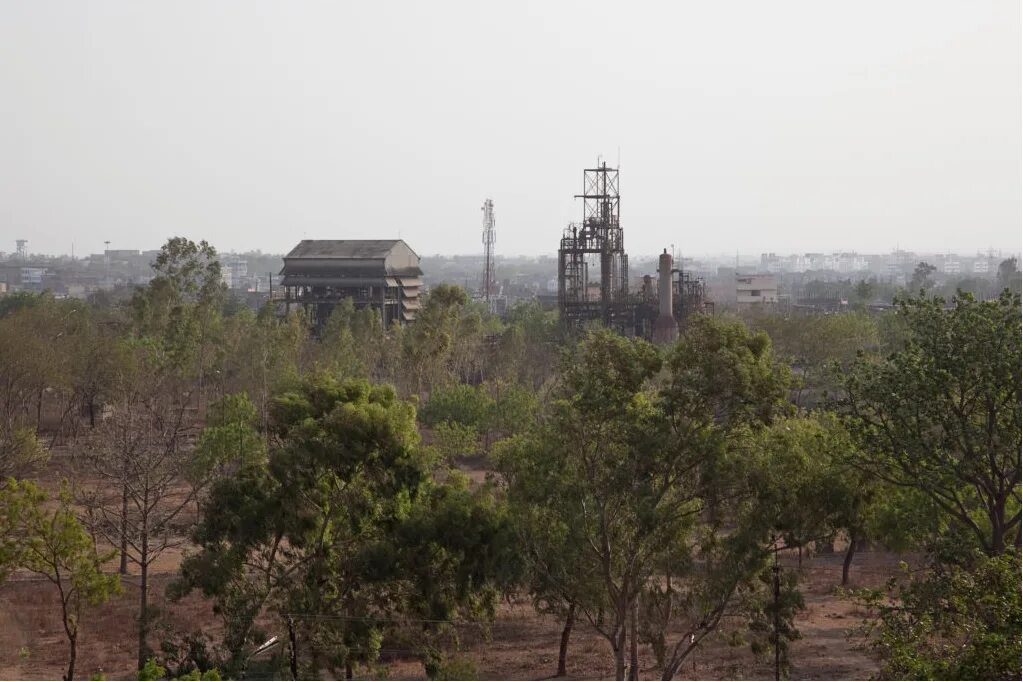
{"left": 81, "top": 373, "right": 200, "bottom": 669}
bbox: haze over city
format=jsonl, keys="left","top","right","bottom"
{"left": 2, "top": 0, "right": 1020, "bottom": 258}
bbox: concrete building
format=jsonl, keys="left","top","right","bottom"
{"left": 279, "top": 239, "right": 422, "bottom": 331}
{"left": 940, "top": 255, "right": 962, "bottom": 275}
{"left": 219, "top": 255, "right": 248, "bottom": 289}
{"left": 736, "top": 273, "right": 779, "bottom": 306}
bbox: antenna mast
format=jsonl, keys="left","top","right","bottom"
{"left": 481, "top": 198, "right": 496, "bottom": 302}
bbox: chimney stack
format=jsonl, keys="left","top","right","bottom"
{"left": 652, "top": 249, "right": 678, "bottom": 345}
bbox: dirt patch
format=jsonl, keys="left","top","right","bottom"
{"left": 0, "top": 549, "right": 899, "bottom": 680}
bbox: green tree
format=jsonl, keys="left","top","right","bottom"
{"left": 189, "top": 393, "right": 267, "bottom": 485}
{"left": 419, "top": 383, "right": 494, "bottom": 432}
{"left": 494, "top": 432, "right": 606, "bottom": 678}
{"left": 0, "top": 427, "right": 48, "bottom": 484}
{"left": 219, "top": 304, "right": 308, "bottom": 432}
{"left": 497, "top": 323, "right": 797, "bottom": 680}
{"left": 861, "top": 552, "right": 1021, "bottom": 680}
{"left": 844, "top": 291, "right": 1021, "bottom": 556}
{"left": 430, "top": 420, "right": 480, "bottom": 463}
{"left": 745, "top": 414, "right": 877, "bottom": 584}
{"left": 12, "top": 481, "right": 121, "bottom": 681}
{"left": 401, "top": 285, "right": 483, "bottom": 395}
{"left": 175, "top": 375, "right": 510, "bottom": 678}
{"left": 132, "top": 237, "right": 227, "bottom": 401}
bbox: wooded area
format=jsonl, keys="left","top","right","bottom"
{"left": 0, "top": 238, "right": 1019, "bottom": 680}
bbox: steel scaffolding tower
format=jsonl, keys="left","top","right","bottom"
{"left": 558, "top": 161, "right": 630, "bottom": 328}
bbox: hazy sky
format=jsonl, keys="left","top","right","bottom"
{"left": 2, "top": 1, "right": 1020, "bottom": 258}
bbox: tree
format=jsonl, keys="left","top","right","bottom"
{"left": 175, "top": 375, "right": 510, "bottom": 678}
{"left": 189, "top": 393, "right": 267, "bottom": 486}
{"left": 495, "top": 432, "right": 606, "bottom": 678}
{"left": 81, "top": 341, "right": 204, "bottom": 668}
{"left": 0, "top": 295, "right": 83, "bottom": 436}
{"left": 745, "top": 414, "right": 877, "bottom": 583}
{"left": 909, "top": 262, "right": 936, "bottom": 292}
{"left": 218, "top": 304, "right": 308, "bottom": 432}
{"left": 0, "top": 427, "right": 48, "bottom": 484}
{"left": 843, "top": 291, "right": 1021, "bottom": 556}
{"left": 860, "top": 552, "right": 1021, "bottom": 680}
{"left": 496, "top": 323, "right": 797, "bottom": 680}
{"left": 996, "top": 257, "right": 1020, "bottom": 293}
{"left": 419, "top": 383, "right": 494, "bottom": 432}
{"left": 401, "top": 285, "right": 483, "bottom": 394}
{"left": 10, "top": 481, "right": 120, "bottom": 680}
{"left": 132, "top": 237, "right": 227, "bottom": 404}
{"left": 854, "top": 279, "right": 875, "bottom": 304}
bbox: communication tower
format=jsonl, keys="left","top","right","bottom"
{"left": 481, "top": 199, "right": 496, "bottom": 302}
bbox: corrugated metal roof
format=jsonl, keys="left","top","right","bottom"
{"left": 284, "top": 240, "right": 406, "bottom": 259}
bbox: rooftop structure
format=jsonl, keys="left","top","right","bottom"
{"left": 278, "top": 239, "right": 422, "bottom": 331}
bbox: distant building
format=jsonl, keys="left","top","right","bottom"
{"left": 736, "top": 273, "right": 779, "bottom": 306}
{"left": 279, "top": 239, "right": 422, "bottom": 331}
{"left": 219, "top": 255, "right": 248, "bottom": 289}
{"left": 20, "top": 267, "right": 45, "bottom": 287}
{"left": 941, "top": 256, "right": 962, "bottom": 275}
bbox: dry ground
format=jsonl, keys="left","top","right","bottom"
{"left": 0, "top": 448, "right": 898, "bottom": 680}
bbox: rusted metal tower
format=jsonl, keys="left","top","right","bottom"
{"left": 558, "top": 161, "right": 630, "bottom": 328}
{"left": 481, "top": 198, "right": 496, "bottom": 303}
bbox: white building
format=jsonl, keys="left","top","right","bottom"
{"left": 941, "top": 256, "right": 962, "bottom": 275}
{"left": 219, "top": 255, "right": 248, "bottom": 289}
{"left": 736, "top": 274, "right": 779, "bottom": 306}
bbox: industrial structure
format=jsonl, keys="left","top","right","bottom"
{"left": 480, "top": 198, "right": 498, "bottom": 307}
{"left": 278, "top": 239, "right": 422, "bottom": 332}
{"left": 556, "top": 161, "right": 709, "bottom": 340}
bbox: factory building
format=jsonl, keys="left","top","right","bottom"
{"left": 279, "top": 239, "right": 423, "bottom": 331}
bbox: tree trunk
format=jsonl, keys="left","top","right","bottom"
{"left": 628, "top": 601, "right": 639, "bottom": 681}
{"left": 287, "top": 616, "right": 298, "bottom": 680}
{"left": 137, "top": 544, "right": 150, "bottom": 669}
{"left": 65, "top": 632, "right": 77, "bottom": 681}
{"left": 990, "top": 499, "right": 1006, "bottom": 555}
{"left": 842, "top": 536, "right": 857, "bottom": 586}
{"left": 614, "top": 646, "right": 626, "bottom": 682}
{"left": 345, "top": 661, "right": 353, "bottom": 680}
{"left": 119, "top": 480, "right": 129, "bottom": 575}
{"left": 557, "top": 603, "right": 575, "bottom": 677}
